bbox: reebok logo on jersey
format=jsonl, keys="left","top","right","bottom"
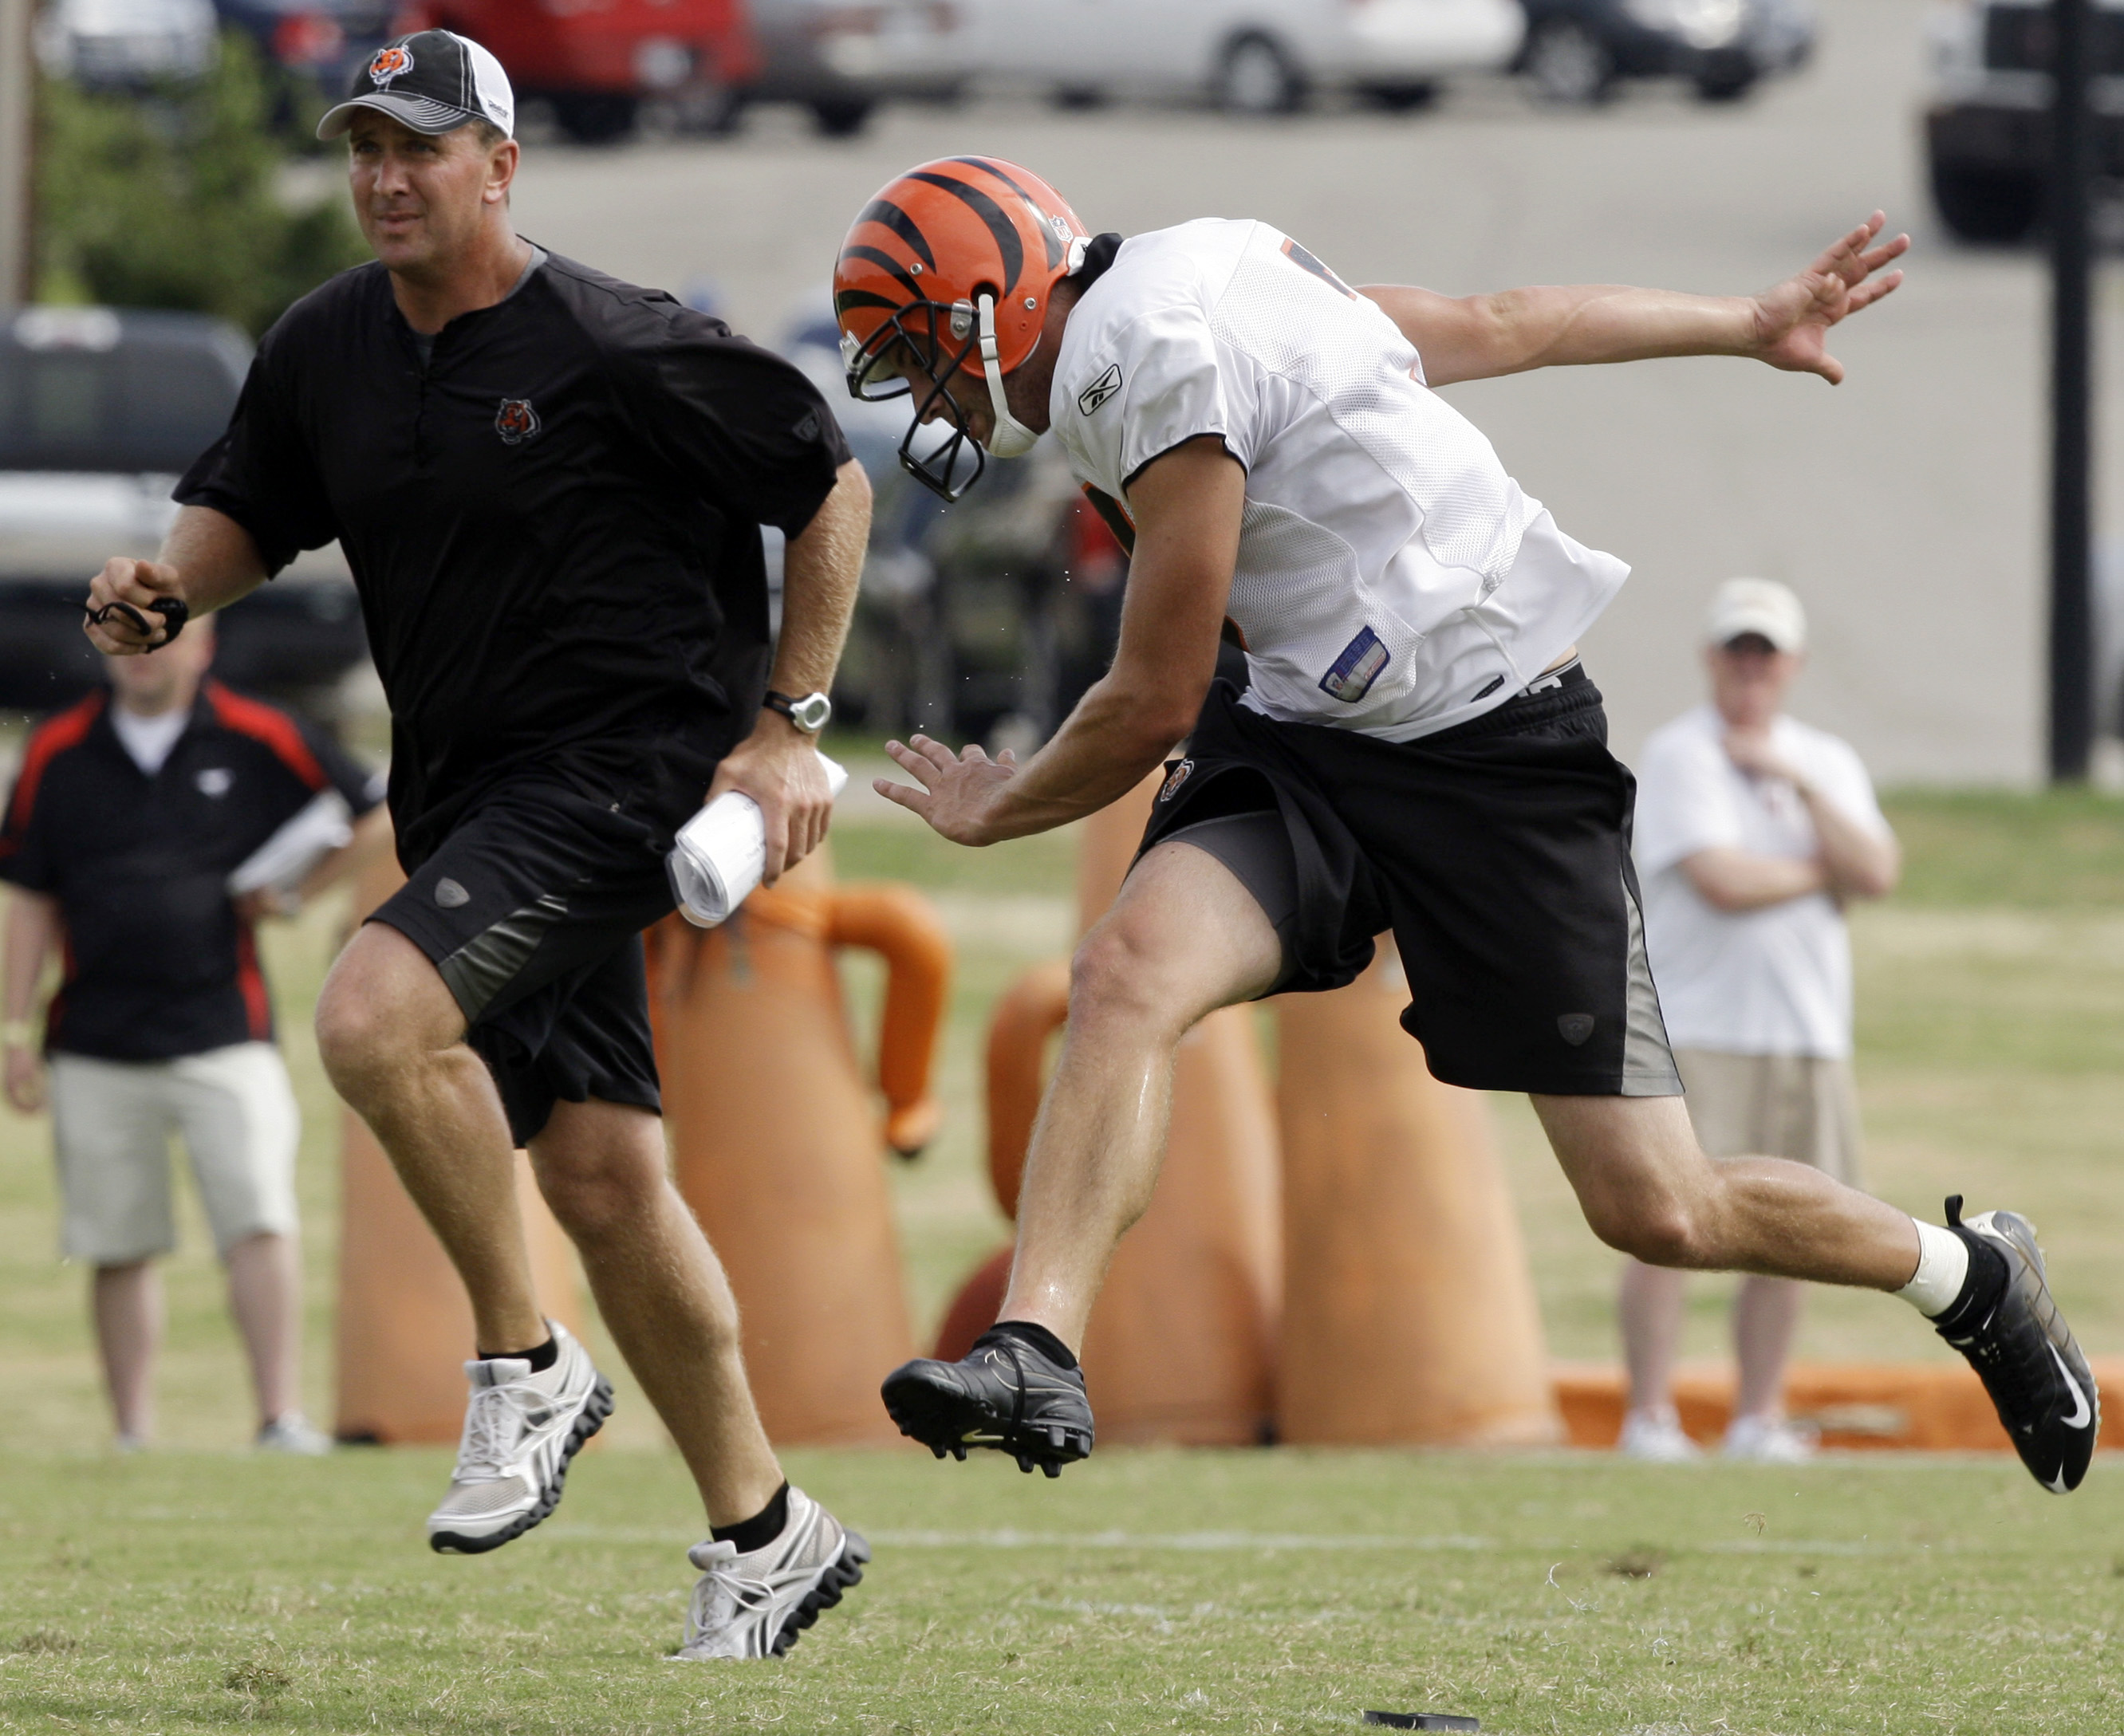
{"left": 1318, "top": 625, "right": 1389, "bottom": 703}
{"left": 495, "top": 398, "right": 541, "bottom": 445}
{"left": 1281, "top": 238, "right": 1356, "bottom": 301}
{"left": 1078, "top": 364, "right": 1122, "bottom": 417}
{"left": 368, "top": 44, "right": 412, "bottom": 85}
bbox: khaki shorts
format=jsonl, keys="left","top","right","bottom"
{"left": 49, "top": 1043, "right": 301, "bottom": 1264}
{"left": 1673, "top": 1046, "right": 1864, "bottom": 1189}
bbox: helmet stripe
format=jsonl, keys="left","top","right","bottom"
{"left": 857, "top": 199, "right": 936, "bottom": 270}
{"left": 904, "top": 171, "right": 1023, "bottom": 296}
{"left": 838, "top": 243, "right": 928, "bottom": 305}
{"left": 834, "top": 289, "right": 904, "bottom": 316}
{"left": 947, "top": 156, "right": 1065, "bottom": 271}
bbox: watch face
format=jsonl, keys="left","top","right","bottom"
{"left": 790, "top": 693, "right": 833, "bottom": 733}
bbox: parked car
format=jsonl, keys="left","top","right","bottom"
{"left": 36, "top": 0, "right": 219, "bottom": 87}
{"left": 1923, "top": 0, "right": 2124, "bottom": 245}
{"left": 1515, "top": 0, "right": 1815, "bottom": 106}
{"left": 937, "top": 0, "right": 1526, "bottom": 115}
{"left": 392, "top": 0, "right": 761, "bottom": 142}
{"left": 214, "top": 1, "right": 397, "bottom": 89}
{"left": 743, "top": 0, "right": 965, "bottom": 136}
{"left": 0, "top": 308, "right": 368, "bottom": 720}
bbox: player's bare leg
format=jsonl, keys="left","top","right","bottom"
{"left": 881, "top": 840, "right": 1282, "bottom": 1468}
{"left": 527, "top": 1097, "right": 782, "bottom": 1525}
{"left": 1534, "top": 1094, "right": 1919, "bottom": 1288}
{"left": 317, "top": 921, "right": 544, "bottom": 1353}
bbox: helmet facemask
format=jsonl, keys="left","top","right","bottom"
{"left": 843, "top": 291, "right": 1038, "bottom": 502}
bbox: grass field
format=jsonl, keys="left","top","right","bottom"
{"left": 5, "top": 785, "right": 2124, "bottom": 1732}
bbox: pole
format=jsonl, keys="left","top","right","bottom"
{"left": 2051, "top": 0, "right": 2095, "bottom": 781}
{"left": 0, "top": 0, "right": 33, "bottom": 308}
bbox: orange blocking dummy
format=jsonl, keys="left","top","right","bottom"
{"left": 648, "top": 850, "right": 951, "bottom": 1445}
{"left": 963, "top": 773, "right": 1282, "bottom": 1445}
{"left": 1275, "top": 943, "right": 1560, "bottom": 1446}
{"left": 333, "top": 854, "right": 586, "bottom": 1443}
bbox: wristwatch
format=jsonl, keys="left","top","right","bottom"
{"left": 763, "top": 690, "right": 833, "bottom": 735}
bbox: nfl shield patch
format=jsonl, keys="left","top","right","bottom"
{"left": 1318, "top": 625, "right": 1389, "bottom": 703}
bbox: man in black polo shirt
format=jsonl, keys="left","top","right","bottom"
{"left": 82, "top": 30, "right": 874, "bottom": 1661}
{"left": 2, "top": 616, "right": 387, "bottom": 1452}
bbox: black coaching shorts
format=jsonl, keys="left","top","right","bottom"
{"left": 369, "top": 777, "right": 676, "bottom": 1145}
{"left": 1138, "top": 667, "right": 1682, "bottom": 1099}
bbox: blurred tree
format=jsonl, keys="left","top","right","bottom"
{"left": 36, "top": 31, "right": 366, "bottom": 337}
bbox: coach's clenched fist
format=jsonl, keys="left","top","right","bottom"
{"left": 83, "top": 557, "right": 186, "bottom": 655}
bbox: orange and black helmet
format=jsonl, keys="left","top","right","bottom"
{"left": 835, "top": 156, "right": 1089, "bottom": 499}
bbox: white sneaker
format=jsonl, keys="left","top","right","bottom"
{"left": 1723, "top": 1413, "right": 1819, "bottom": 1463}
{"left": 671, "top": 1486, "right": 869, "bottom": 1661}
{"left": 256, "top": 1412, "right": 332, "bottom": 1455}
{"left": 1618, "top": 1405, "right": 1704, "bottom": 1462}
{"left": 426, "top": 1321, "right": 613, "bottom": 1554}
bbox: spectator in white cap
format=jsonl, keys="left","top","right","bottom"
{"left": 1619, "top": 578, "right": 1901, "bottom": 1462}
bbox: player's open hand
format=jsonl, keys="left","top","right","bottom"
{"left": 84, "top": 557, "right": 186, "bottom": 654}
{"left": 708, "top": 715, "right": 835, "bottom": 885}
{"left": 1750, "top": 211, "right": 1908, "bottom": 384}
{"left": 877, "top": 735, "right": 1018, "bottom": 846}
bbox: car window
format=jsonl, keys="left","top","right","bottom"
{"left": 0, "top": 338, "right": 242, "bottom": 474}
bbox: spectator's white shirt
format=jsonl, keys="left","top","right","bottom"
{"left": 1050, "top": 218, "right": 1630, "bottom": 740}
{"left": 1633, "top": 704, "right": 1890, "bottom": 1058}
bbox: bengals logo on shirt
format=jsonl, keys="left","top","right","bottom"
{"left": 495, "top": 398, "right": 540, "bottom": 445}
{"left": 368, "top": 44, "right": 413, "bottom": 86}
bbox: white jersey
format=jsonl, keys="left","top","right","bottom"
{"left": 1049, "top": 218, "right": 1630, "bottom": 740}
{"left": 1633, "top": 705, "right": 1891, "bottom": 1059}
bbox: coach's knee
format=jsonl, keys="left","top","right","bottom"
{"left": 315, "top": 930, "right": 459, "bottom": 1100}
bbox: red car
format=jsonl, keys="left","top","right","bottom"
{"left": 391, "top": 0, "right": 761, "bottom": 141}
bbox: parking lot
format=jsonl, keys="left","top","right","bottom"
{"left": 501, "top": 0, "right": 2121, "bottom": 785}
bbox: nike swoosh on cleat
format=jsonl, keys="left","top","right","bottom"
{"left": 2047, "top": 1467, "right": 2071, "bottom": 1494}
{"left": 2050, "top": 1344, "right": 2094, "bottom": 1431}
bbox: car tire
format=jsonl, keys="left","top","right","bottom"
{"left": 811, "top": 96, "right": 874, "bottom": 136}
{"left": 1930, "top": 161, "right": 2043, "bottom": 245}
{"left": 1217, "top": 33, "right": 1304, "bottom": 116}
{"left": 1693, "top": 69, "right": 1758, "bottom": 102}
{"left": 1361, "top": 81, "right": 1438, "bottom": 113}
{"left": 1524, "top": 19, "right": 1615, "bottom": 107}
{"left": 550, "top": 91, "right": 640, "bottom": 144}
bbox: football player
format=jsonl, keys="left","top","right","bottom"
{"left": 838, "top": 158, "right": 2096, "bottom": 1494}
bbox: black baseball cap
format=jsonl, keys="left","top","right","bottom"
{"left": 317, "top": 30, "right": 515, "bottom": 141}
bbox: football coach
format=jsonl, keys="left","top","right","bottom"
{"left": 83, "top": 30, "right": 874, "bottom": 1662}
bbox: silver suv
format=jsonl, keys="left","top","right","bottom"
{"left": 0, "top": 307, "right": 366, "bottom": 718}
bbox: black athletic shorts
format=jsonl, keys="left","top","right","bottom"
{"left": 1138, "top": 663, "right": 1682, "bottom": 1098}
{"left": 369, "top": 777, "right": 676, "bottom": 1145}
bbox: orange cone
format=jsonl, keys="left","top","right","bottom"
{"left": 1274, "top": 942, "right": 1559, "bottom": 1446}
{"left": 650, "top": 849, "right": 952, "bottom": 1444}
{"left": 960, "top": 773, "right": 1282, "bottom": 1444}
{"left": 332, "top": 853, "right": 585, "bottom": 1444}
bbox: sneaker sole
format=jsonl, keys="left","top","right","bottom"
{"left": 428, "top": 1375, "right": 616, "bottom": 1555}
{"left": 768, "top": 1531, "right": 872, "bottom": 1659}
{"left": 881, "top": 1365, "right": 1093, "bottom": 1478}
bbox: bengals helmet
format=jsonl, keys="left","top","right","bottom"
{"left": 835, "top": 156, "right": 1090, "bottom": 501}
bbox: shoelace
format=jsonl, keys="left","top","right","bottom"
{"left": 452, "top": 1381, "right": 554, "bottom": 1482}
{"left": 688, "top": 1559, "right": 776, "bottom": 1642}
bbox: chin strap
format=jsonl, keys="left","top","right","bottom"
{"left": 976, "top": 293, "right": 1042, "bottom": 459}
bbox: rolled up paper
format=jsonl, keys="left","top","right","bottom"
{"left": 667, "top": 751, "right": 849, "bottom": 927}
{"left": 227, "top": 789, "right": 354, "bottom": 899}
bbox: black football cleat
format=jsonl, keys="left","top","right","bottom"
{"left": 1935, "top": 1196, "right": 2099, "bottom": 1494}
{"left": 881, "top": 1328, "right": 1095, "bottom": 1477}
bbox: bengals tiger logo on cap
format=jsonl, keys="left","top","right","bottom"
{"left": 495, "top": 398, "right": 539, "bottom": 445}
{"left": 368, "top": 43, "right": 413, "bottom": 85}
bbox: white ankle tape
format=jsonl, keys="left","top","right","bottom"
{"left": 1896, "top": 1218, "right": 1970, "bottom": 1317}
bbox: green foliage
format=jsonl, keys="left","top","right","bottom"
{"left": 36, "top": 32, "right": 368, "bottom": 337}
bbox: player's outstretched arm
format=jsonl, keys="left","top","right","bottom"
{"left": 84, "top": 506, "right": 270, "bottom": 655}
{"left": 1361, "top": 211, "right": 1907, "bottom": 388}
{"left": 877, "top": 437, "right": 1244, "bottom": 846}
